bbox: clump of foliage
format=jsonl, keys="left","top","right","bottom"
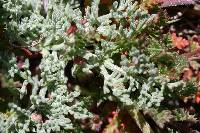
{"left": 0, "top": 0, "right": 199, "bottom": 132}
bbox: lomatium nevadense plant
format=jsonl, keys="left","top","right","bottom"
{"left": 0, "top": 0, "right": 197, "bottom": 132}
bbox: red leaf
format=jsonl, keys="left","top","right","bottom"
{"left": 181, "top": 68, "right": 193, "bottom": 81}
{"left": 21, "top": 48, "right": 33, "bottom": 57}
{"left": 171, "top": 33, "right": 189, "bottom": 49}
{"left": 73, "top": 56, "right": 86, "bottom": 65}
{"left": 195, "top": 92, "right": 200, "bottom": 104}
{"left": 20, "top": 48, "right": 42, "bottom": 58}
{"left": 66, "top": 24, "right": 77, "bottom": 35}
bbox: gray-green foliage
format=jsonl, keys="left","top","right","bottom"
{"left": 99, "top": 47, "right": 168, "bottom": 108}
{"left": 0, "top": 113, "right": 6, "bottom": 132}
{"left": 1, "top": 0, "right": 193, "bottom": 132}
{"left": 6, "top": 50, "right": 91, "bottom": 133}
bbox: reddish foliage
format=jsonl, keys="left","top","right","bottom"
{"left": 171, "top": 33, "right": 190, "bottom": 49}
{"left": 20, "top": 48, "right": 42, "bottom": 59}
{"left": 100, "top": 0, "right": 113, "bottom": 5}
{"left": 79, "top": 19, "right": 87, "bottom": 25}
{"left": 17, "top": 62, "right": 24, "bottom": 69}
{"left": 31, "top": 113, "right": 42, "bottom": 122}
{"left": 66, "top": 24, "right": 77, "bottom": 35}
{"left": 121, "top": 51, "right": 128, "bottom": 56}
{"left": 91, "top": 115, "right": 103, "bottom": 132}
{"left": 120, "top": 123, "right": 125, "bottom": 129}
{"left": 21, "top": 48, "right": 33, "bottom": 57}
{"left": 181, "top": 68, "right": 193, "bottom": 81}
{"left": 195, "top": 92, "right": 200, "bottom": 104}
{"left": 73, "top": 56, "right": 86, "bottom": 65}
{"left": 16, "top": 56, "right": 25, "bottom": 69}
{"left": 100, "top": 35, "right": 108, "bottom": 40}
{"left": 102, "top": 110, "right": 127, "bottom": 133}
